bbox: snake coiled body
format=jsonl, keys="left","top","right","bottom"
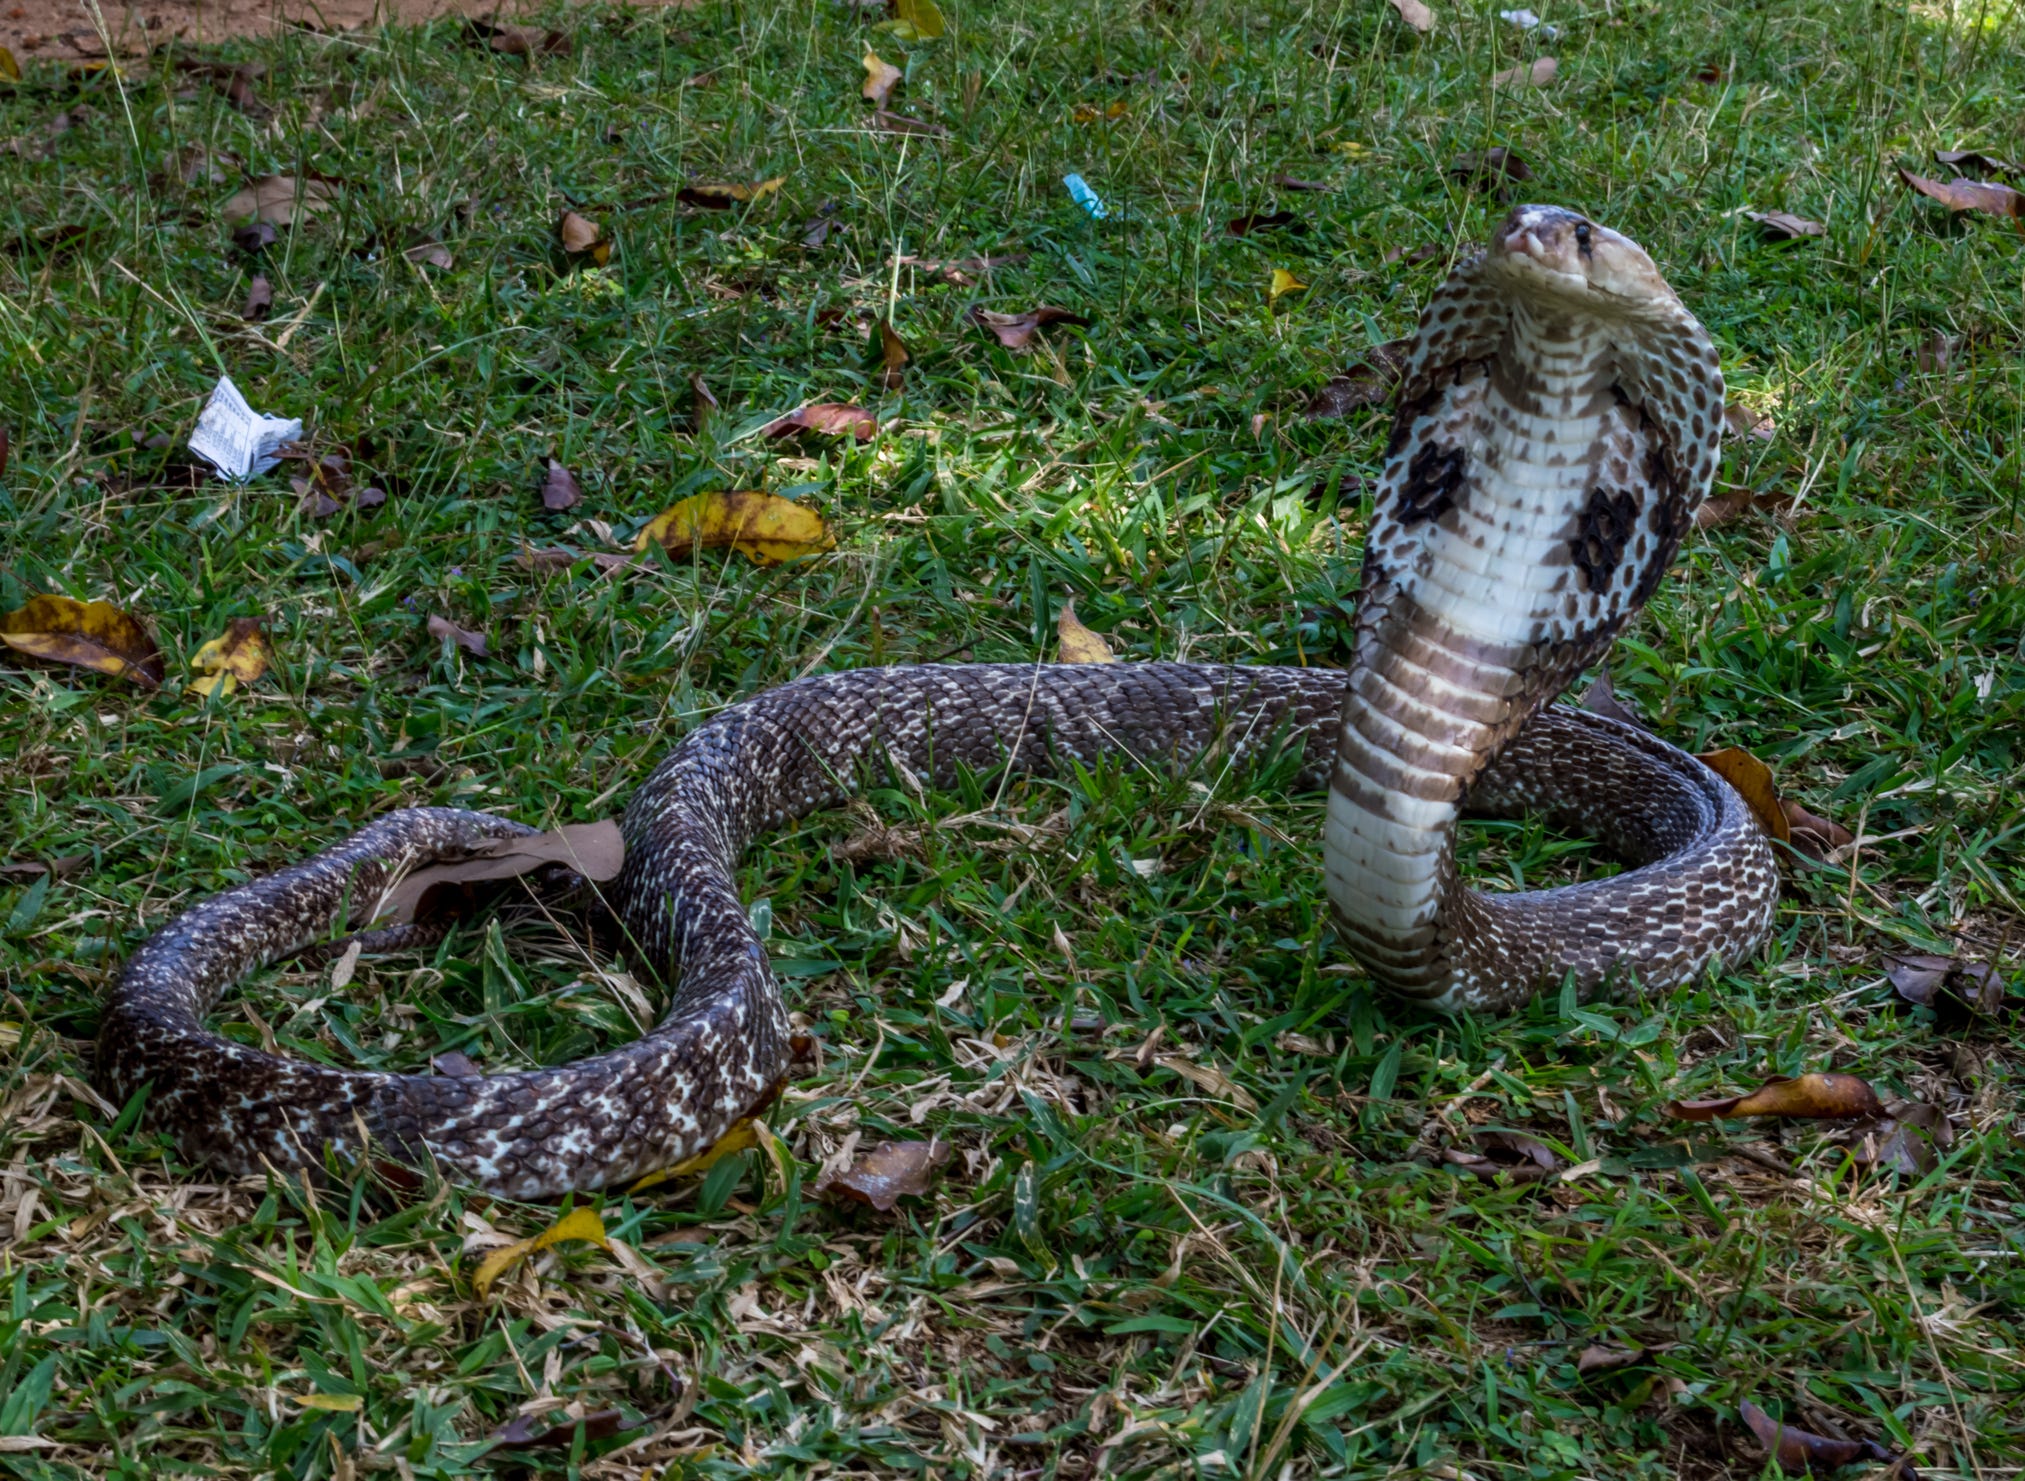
{"left": 96, "top": 208, "right": 1779, "bottom": 1199}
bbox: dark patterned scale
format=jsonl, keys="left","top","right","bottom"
{"left": 96, "top": 208, "right": 1777, "bottom": 1197}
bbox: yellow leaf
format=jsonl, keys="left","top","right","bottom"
{"left": 1333, "top": 140, "right": 1370, "bottom": 158}
{"left": 1, "top": 593, "right": 165, "bottom": 688}
{"left": 1056, "top": 598, "right": 1115, "bottom": 663}
{"left": 862, "top": 48, "right": 902, "bottom": 105}
{"left": 294, "top": 1393, "right": 363, "bottom": 1412}
{"left": 634, "top": 491, "right": 835, "bottom": 566}
{"left": 1696, "top": 746, "right": 1791, "bottom": 843}
{"left": 1269, "top": 269, "right": 1308, "bottom": 303}
{"left": 472, "top": 1206, "right": 611, "bottom": 1302}
{"left": 0, "top": 46, "right": 21, "bottom": 82}
{"left": 896, "top": 0, "right": 945, "bottom": 39}
{"left": 186, "top": 616, "right": 273, "bottom": 700}
{"left": 627, "top": 1119, "right": 763, "bottom": 1192}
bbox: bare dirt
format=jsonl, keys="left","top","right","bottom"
{"left": 3, "top": 0, "right": 665, "bottom": 65}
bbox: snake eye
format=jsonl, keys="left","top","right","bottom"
{"left": 1574, "top": 221, "right": 1593, "bottom": 254}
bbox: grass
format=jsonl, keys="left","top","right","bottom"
{"left": 3, "top": 0, "right": 2024, "bottom": 1474}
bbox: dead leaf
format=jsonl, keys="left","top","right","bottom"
{"left": 877, "top": 321, "right": 910, "bottom": 391}
{"left": 1443, "top": 1128, "right": 1562, "bottom": 1182}
{"left": 1492, "top": 56, "right": 1558, "bottom": 87}
{"left": 0, "top": 594, "right": 164, "bottom": 688}
{"left": 1782, "top": 799, "right": 1853, "bottom": 861}
{"left": 0, "top": 854, "right": 86, "bottom": 879}
{"left": 676, "top": 178, "right": 786, "bottom": 209}
{"left": 967, "top": 303, "right": 1091, "bottom": 350}
{"left": 1269, "top": 268, "right": 1308, "bottom": 303}
{"left": 426, "top": 614, "right": 488, "bottom": 659}
{"left": 872, "top": 109, "right": 948, "bottom": 137}
{"left": 1883, "top": 953, "right": 2010, "bottom": 1016}
{"left": 1723, "top": 402, "right": 1776, "bottom": 440}
{"left": 0, "top": 46, "right": 19, "bottom": 82}
{"left": 1575, "top": 1345, "right": 1646, "bottom": 1375}
{"left": 1385, "top": 0, "right": 1434, "bottom": 32}
{"left": 373, "top": 820, "right": 627, "bottom": 928}
{"left": 692, "top": 373, "right": 720, "bottom": 427}
{"left": 1694, "top": 747, "right": 1790, "bottom": 843}
{"left": 1739, "top": 1401, "right": 1911, "bottom": 1478}
{"left": 1899, "top": 166, "right": 2024, "bottom": 218}
{"left": 186, "top": 617, "right": 273, "bottom": 698}
{"left": 1580, "top": 669, "right": 1650, "bottom": 730}
{"left": 540, "top": 458, "right": 582, "bottom": 512}
{"left": 1070, "top": 100, "right": 1130, "bottom": 124}
{"left": 1056, "top": 598, "right": 1114, "bottom": 663}
{"left": 465, "top": 19, "right": 571, "bottom": 57}
{"left": 472, "top": 1206, "right": 611, "bottom": 1302}
{"left": 862, "top": 48, "right": 902, "bottom": 106}
{"left": 1835, "top": 1101, "right": 1954, "bottom": 1176}
{"left": 404, "top": 238, "right": 453, "bottom": 270}
{"left": 1745, "top": 210, "right": 1826, "bottom": 240}
{"left": 1384, "top": 241, "right": 1444, "bottom": 265}
{"left": 1448, "top": 147, "right": 1532, "bottom": 185}
{"left": 517, "top": 545, "right": 583, "bottom": 574}
{"left": 1274, "top": 174, "right": 1330, "bottom": 191}
{"left": 1153, "top": 1053, "right": 1259, "bottom": 1110}
{"left": 482, "top": 1409, "right": 629, "bottom": 1456}
{"left": 893, "top": 252, "right": 1026, "bottom": 286}
{"left": 816, "top": 1139, "right": 949, "bottom": 1211}
{"left": 1304, "top": 337, "right": 1412, "bottom": 418}
{"left": 222, "top": 176, "right": 335, "bottom": 232}
{"left": 635, "top": 490, "right": 836, "bottom": 566}
{"left": 1936, "top": 147, "right": 2019, "bottom": 176}
{"left": 233, "top": 221, "right": 279, "bottom": 254}
{"left": 241, "top": 273, "right": 273, "bottom": 321}
{"left": 1225, "top": 209, "right": 1305, "bottom": 236}
{"left": 762, "top": 403, "right": 877, "bottom": 441}
{"left": 557, "top": 210, "right": 610, "bottom": 264}
{"left": 1665, "top": 1072, "right": 1885, "bottom": 1122}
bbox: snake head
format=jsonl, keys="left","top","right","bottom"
{"left": 1489, "top": 205, "right": 1681, "bottom": 320}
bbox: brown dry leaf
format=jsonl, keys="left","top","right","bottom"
{"left": 557, "top": 210, "right": 610, "bottom": 264}
{"left": 1056, "top": 598, "right": 1115, "bottom": 663}
{"left": 404, "top": 239, "right": 454, "bottom": 270}
{"left": 872, "top": 110, "right": 949, "bottom": 138}
{"left": 862, "top": 48, "right": 902, "bottom": 106}
{"left": 877, "top": 320, "right": 910, "bottom": 391}
{"left": 1694, "top": 747, "right": 1791, "bottom": 843}
{"left": 1883, "top": 952, "right": 2010, "bottom": 1015}
{"left": 471, "top": 1207, "right": 611, "bottom": 1302}
{"left": 1580, "top": 669, "right": 1650, "bottom": 731}
{"left": 223, "top": 175, "right": 336, "bottom": 230}
{"left": 1898, "top": 166, "right": 2024, "bottom": 217}
{"left": 1449, "top": 148, "right": 1533, "bottom": 186}
{"left": 373, "top": 820, "right": 626, "bottom": 928}
{"left": 762, "top": 403, "right": 877, "bottom": 442}
{"left": 517, "top": 544, "right": 583, "bottom": 574}
{"left": 540, "top": 458, "right": 582, "bottom": 512}
{"left": 1665, "top": 1072, "right": 1885, "bottom": 1122}
{"left": 1936, "top": 147, "right": 2019, "bottom": 176}
{"left": 1723, "top": 403, "right": 1775, "bottom": 440}
{"left": 233, "top": 221, "right": 279, "bottom": 254}
{"left": 1274, "top": 174, "right": 1330, "bottom": 191}
{"left": 242, "top": 273, "right": 273, "bottom": 321}
{"left": 466, "top": 19, "right": 571, "bottom": 57}
{"left": 1225, "top": 209, "right": 1305, "bottom": 236}
{"left": 635, "top": 490, "right": 835, "bottom": 566}
{"left": 1745, "top": 210, "right": 1826, "bottom": 240}
{"left": 817, "top": 1139, "right": 949, "bottom": 1211}
{"left": 1782, "top": 799, "right": 1853, "bottom": 861}
{"left": 967, "top": 303, "right": 1092, "bottom": 350}
{"left": 1070, "top": 100, "right": 1130, "bottom": 124}
{"left": 692, "top": 373, "right": 721, "bottom": 427}
{"left": 1575, "top": 1345, "right": 1646, "bottom": 1375}
{"left": 1493, "top": 56, "right": 1558, "bottom": 87}
{"left": 1153, "top": 1054, "right": 1259, "bottom": 1111}
{"left": 0, "top": 594, "right": 164, "bottom": 688}
{"left": 482, "top": 1410, "right": 629, "bottom": 1456}
{"left": 1383, "top": 242, "right": 1444, "bottom": 265}
{"left": 1444, "top": 1128, "right": 1562, "bottom": 1183}
{"left": 892, "top": 252, "right": 1026, "bottom": 286}
{"left": 426, "top": 614, "right": 488, "bottom": 659}
{"left": 1738, "top": 1401, "right": 1911, "bottom": 1478}
{"left": 186, "top": 617, "right": 273, "bottom": 699}
{"left": 677, "top": 178, "right": 786, "bottom": 209}
{"left": 1304, "top": 337, "right": 1412, "bottom": 419}
{"left": 1385, "top": 0, "right": 1434, "bottom": 32}
{"left": 0, "top": 854, "right": 86, "bottom": 880}
{"left": 1836, "top": 1101, "right": 1954, "bottom": 1176}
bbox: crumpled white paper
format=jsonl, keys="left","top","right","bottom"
{"left": 187, "top": 375, "right": 302, "bottom": 482}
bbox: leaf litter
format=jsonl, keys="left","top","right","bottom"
{"left": 0, "top": 593, "right": 165, "bottom": 688}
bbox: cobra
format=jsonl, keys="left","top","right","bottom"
{"left": 96, "top": 207, "right": 1778, "bottom": 1199}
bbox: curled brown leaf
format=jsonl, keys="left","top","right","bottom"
{"left": 425, "top": 614, "right": 488, "bottom": 659}
{"left": 0, "top": 593, "right": 165, "bottom": 688}
{"left": 1898, "top": 166, "right": 2024, "bottom": 218}
{"left": 816, "top": 1139, "right": 949, "bottom": 1211}
{"left": 1447, "top": 147, "right": 1532, "bottom": 185}
{"left": 967, "top": 303, "right": 1092, "bottom": 351}
{"left": 1745, "top": 210, "right": 1826, "bottom": 240}
{"left": 540, "top": 458, "right": 583, "bottom": 512}
{"left": 1738, "top": 1401, "right": 1910, "bottom": 1478}
{"left": 1443, "top": 1128, "right": 1562, "bottom": 1183}
{"left": 1665, "top": 1072, "right": 1885, "bottom": 1122}
{"left": 763, "top": 403, "right": 877, "bottom": 441}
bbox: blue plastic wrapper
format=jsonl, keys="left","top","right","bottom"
{"left": 1062, "top": 173, "right": 1109, "bottom": 220}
